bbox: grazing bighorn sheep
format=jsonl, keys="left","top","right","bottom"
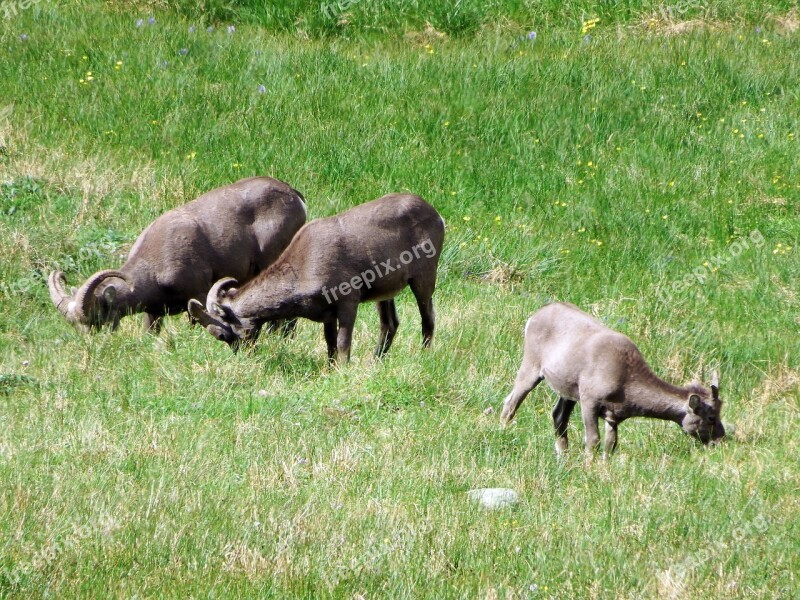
{"left": 501, "top": 302, "right": 725, "bottom": 456}
{"left": 188, "top": 193, "right": 445, "bottom": 362}
{"left": 48, "top": 177, "right": 306, "bottom": 333}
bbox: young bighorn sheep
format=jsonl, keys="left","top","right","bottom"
{"left": 500, "top": 303, "right": 725, "bottom": 456}
{"left": 188, "top": 193, "right": 445, "bottom": 362}
{"left": 48, "top": 177, "right": 306, "bottom": 333}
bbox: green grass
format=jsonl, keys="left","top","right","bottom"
{"left": 1, "top": 2, "right": 799, "bottom": 598}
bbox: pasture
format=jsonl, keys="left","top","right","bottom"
{"left": 0, "top": 1, "right": 798, "bottom": 597}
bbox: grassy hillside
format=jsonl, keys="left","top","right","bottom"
{"left": 0, "top": 2, "right": 798, "bottom": 598}
{"left": 130, "top": 0, "right": 797, "bottom": 36}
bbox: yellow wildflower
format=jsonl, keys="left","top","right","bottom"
{"left": 581, "top": 17, "right": 600, "bottom": 35}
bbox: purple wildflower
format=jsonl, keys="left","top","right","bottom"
{"left": 189, "top": 26, "right": 196, "bottom": 33}
{"left": 135, "top": 19, "right": 144, "bottom": 28}
{"left": 207, "top": 26, "right": 214, "bottom": 33}
{"left": 755, "top": 26, "right": 762, "bottom": 34}
{"left": 19, "top": 34, "right": 28, "bottom": 41}
{"left": 583, "top": 34, "right": 591, "bottom": 44}
{"left": 257, "top": 84, "right": 266, "bottom": 93}
{"left": 227, "top": 25, "right": 235, "bottom": 34}
{"left": 527, "top": 31, "right": 537, "bottom": 40}
{"left": 178, "top": 48, "right": 189, "bottom": 56}
{"left": 148, "top": 16, "right": 156, "bottom": 25}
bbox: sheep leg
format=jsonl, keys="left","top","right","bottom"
{"left": 144, "top": 313, "right": 162, "bottom": 333}
{"left": 581, "top": 404, "right": 601, "bottom": 453}
{"left": 409, "top": 278, "right": 435, "bottom": 348}
{"left": 552, "top": 397, "right": 576, "bottom": 455}
{"left": 604, "top": 421, "right": 618, "bottom": 458}
{"left": 375, "top": 300, "right": 399, "bottom": 357}
{"left": 335, "top": 303, "right": 359, "bottom": 364}
{"left": 500, "top": 370, "right": 544, "bottom": 422}
{"left": 324, "top": 321, "right": 337, "bottom": 365}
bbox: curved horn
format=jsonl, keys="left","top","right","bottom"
{"left": 73, "top": 270, "right": 128, "bottom": 322}
{"left": 48, "top": 271, "right": 74, "bottom": 319}
{"left": 206, "top": 277, "right": 239, "bottom": 312}
{"left": 188, "top": 299, "right": 236, "bottom": 345}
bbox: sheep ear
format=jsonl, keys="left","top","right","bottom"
{"left": 688, "top": 394, "right": 702, "bottom": 412}
{"left": 710, "top": 370, "right": 720, "bottom": 405}
{"left": 103, "top": 285, "right": 117, "bottom": 304}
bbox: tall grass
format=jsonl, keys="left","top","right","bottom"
{"left": 0, "top": 2, "right": 798, "bottom": 598}
{"left": 123, "top": 0, "right": 798, "bottom": 37}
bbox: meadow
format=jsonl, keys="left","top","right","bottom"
{"left": 0, "top": 1, "right": 798, "bottom": 597}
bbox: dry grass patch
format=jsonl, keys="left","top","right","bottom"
{"left": 0, "top": 118, "right": 192, "bottom": 222}
{"left": 734, "top": 366, "right": 800, "bottom": 442}
{"left": 404, "top": 23, "right": 448, "bottom": 45}
{"left": 640, "top": 16, "right": 728, "bottom": 36}
{"left": 479, "top": 260, "right": 525, "bottom": 287}
{"left": 772, "top": 8, "right": 799, "bottom": 33}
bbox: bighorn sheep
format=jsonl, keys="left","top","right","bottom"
{"left": 500, "top": 302, "right": 725, "bottom": 456}
{"left": 187, "top": 193, "right": 445, "bottom": 362}
{"left": 48, "top": 177, "right": 306, "bottom": 333}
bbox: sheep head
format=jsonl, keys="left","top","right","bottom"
{"left": 48, "top": 269, "right": 131, "bottom": 331}
{"left": 188, "top": 277, "right": 259, "bottom": 351}
{"left": 681, "top": 370, "right": 725, "bottom": 444}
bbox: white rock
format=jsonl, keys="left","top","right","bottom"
{"left": 257, "top": 389, "right": 268, "bottom": 397}
{"left": 467, "top": 488, "right": 519, "bottom": 510}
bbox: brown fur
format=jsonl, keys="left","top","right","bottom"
{"left": 48, "top": 177, "right": 306, "bottom": 333}
{"left": 500, "top": 302, "right": 725, "bottom": 456}
{"left": 189, "top": 193, "right": 445, "bottom": 363}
